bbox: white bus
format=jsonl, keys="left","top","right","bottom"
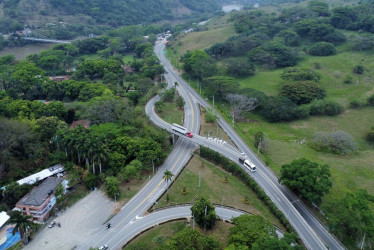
{"left": 244, "top": 159, "right": 256, "bottom": 172}
{"left": 172, "top": 123, "right": 188, "bottom": 135}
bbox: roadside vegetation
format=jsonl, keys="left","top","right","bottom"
{"left": 0, "top": 24, "right": 179, "bottom": 246}
{"left": 167, "top": 1, "right": 374, "bottom": 248}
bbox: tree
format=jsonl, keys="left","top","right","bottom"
{"left": 2, "top": 182, "right": 33, "bottom": 208}
{"left": 353, "top": 65, "right": 364, "bottom": 74}
{"left": 54, "top": 183, "right": 65, "bottom": 207}
{"left": 205, "top": 108, "right": 218, "bottom": 123}
{"left": 104, "top": 176, "right": 120, "bottom": 198}
{"left": 252, "top": 233, "right": 301, "bottom": 250}
{"left": 182, "top": 50, "right": 217, "bottom": 79}
{"left": 225, "top": 94, "right": 257, "bottom": 122}
{"left": 276, "top": 30, "right": 301, "bottom": 46}
{"left": 135, "top": 78, "right": 154, "bottom": 95}
{"left": 281, "top": 67, "right": 321, "bottom": 82}
{"left": 119, "top": 160, "right": 142, "bottom": 181}
{"left": 350, "top": 35, "right": 374, "bottom": 51}
{"left": 260, "top": 96, "right": 303, "bottom": 122}
{"left": 307, "top": 1, "right": 330, "bottom": 17}
{"left": 190, "top": 197, "right": 217, "bottom": 230}
{"left": 8, "top": 210, "right": 37, "bottom": 245}
{"left": 324, "top": 189, "right": 374, "bottom": 247}
{"left": 225, "top": 59, "right": 255, "bottom": 76}
{"left": 280, "top": 81, "right": 326, "bottom": 105}
{"left": 161, "top": 228, "right": 221, "bottom": 250}
{"left": 280, "top": 158, "right": 332, "bottom": 204}
{"left": 176, "top": 96, "right": 185, "bottom": 110}
{"left": 163, "top": 170, "right": 174, "bottom": 193}
{"left": 309, "top": 99, "right": 343, "bottom": 116}
{"left": 228, "top": 214, "right": 275, "bottom": 248}
{"left": 83, "top": 172, "right": 99, "bottom": 189}
{"left": 309, "top": 42, "right": 336, "bottom": 56}
{"left": 260, "top": 41, "right": 299, "bottom": 67}
{"left": 33, "top": 116, "right": 68, "bottom": 143}
{"left": 254, "top": 131, "right": 269, "bottom": 154}
{"left": 203, "top": 76, "right": 239, "bottom": 101}
{"left": 311, "top": 131, "right": 358, "bottom": 155}
{"left": 10, "top": 61, "right": 44, "bottom": 95}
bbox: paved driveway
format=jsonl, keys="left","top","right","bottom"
{"left": 25, "top": 190, "right": 114, "bottom": 250}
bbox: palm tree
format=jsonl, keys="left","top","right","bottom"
{"left": 97, "top": 142, "right": 108, "bottom": 174}
{"left": 8, "top": 210, "right": 36, "bottom": 245}
{"left": 163, "top": 170, "right": 174, "bottom": 193}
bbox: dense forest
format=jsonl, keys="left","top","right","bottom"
{"left": 0, "top": 0, "right": 219, "bottom": 36}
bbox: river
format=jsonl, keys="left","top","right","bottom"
{"left": 0, "top": 43, "right": 55, "bottom": 60}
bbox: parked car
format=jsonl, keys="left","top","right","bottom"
{"left": 99, "top": 245, "right": 108, "bottom": 250}
{"left": 48, "top": 221, "right": 56, "bottom": 228}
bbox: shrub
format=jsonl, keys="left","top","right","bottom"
{"left": 353, "top": 65, "right": 364, "bottom": 74}
{"left": 280, "top": 81, "right": 326, "bottom": 105}
{"left": 309, "top": 99, "right": 343, "bottom": 116}
{"left": 311, "top": 131, "right": 358, "bottom": 155}
{"left": 314, "top": 62, "right": 321, "bottom": 69}
{"left": 343, "top": 75, "right": 353, "bottom": 84}
{"left": 367, "top": 94, "right": 374, "bottom": 106}
{"left": 309, "top": 42, "right": 336, "bottom": 56}
{"left": 281, "top": 67, "right": 321, "bottom": 82}
{"left": 366, "top": 130, "right": 374, "bottom": 143}
{"left": 205, "top": 108, "right": 218, "bottom": 123}
{"left": 349, "top": 100, "right": 362, "bottom": 109}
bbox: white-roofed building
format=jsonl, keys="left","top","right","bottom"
{"left": 0, "top": 211, "right": 10, "bottom": 231}
{"left": 17, "top": 164, "right": 64, "bottom": 186}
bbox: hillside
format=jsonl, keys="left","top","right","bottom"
{"left": 0, "top": 0, "right": 219, "bottom": 35}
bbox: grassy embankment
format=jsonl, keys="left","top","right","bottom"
{"left": 124, "top": 220, "right": 232, "bottom": 249}
{"left": 171, "top": 14, "right": 374, "bottom": 214}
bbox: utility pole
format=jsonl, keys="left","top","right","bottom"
{"left": 152, "top": 159, "right": 155, "bottom": 175}
{"left": 199, "top": 170, "right": 201, "bottom": 187}
{"left": 204, "top": 205, "right": 207, "bottom": 232}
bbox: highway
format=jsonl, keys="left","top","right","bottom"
{"left": 77, "top": 39, "right": 344, "bottom": 250}
{"left": 77, "top": 41, "right": 201, "bottom": 250}
{"left": 154, "top": 40, "right": 345, "bottom": 250}
{"left": 118, "top": 205, "right": 246, "bottom": 248}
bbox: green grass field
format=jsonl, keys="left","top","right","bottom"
{"left": 155, "top": 94, "right": 184, "bottom": 125}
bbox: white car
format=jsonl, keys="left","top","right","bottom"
{"left": 99, "top": 245, "right": 108, "bottom": 250}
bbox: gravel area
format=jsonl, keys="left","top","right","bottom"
{"left": 25, "top": 190, "right": 114, "bottom": 250}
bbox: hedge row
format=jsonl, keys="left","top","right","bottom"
{"left": 199, "top": 146, "right": 294, "bottom": 233}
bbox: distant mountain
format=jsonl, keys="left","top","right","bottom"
{"left": 0, "top": 0, "right": 220, "bottom": 33}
